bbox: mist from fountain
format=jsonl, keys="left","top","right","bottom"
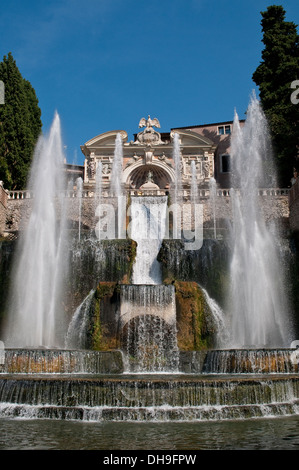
{"left": 110, "top": 133, "right": 123, "bottom": 198}
{"left": 95, "top": 161, "right": 103, "bottom": 203}
{"left": 76, "top": 177, "right": 83, "bottom": 241}
{"left": 227, "top": 94, "right": 293, "bottom": 348}
{"left": 190, "top": 161, "right": 198, "bottom": 205}
{"left": 209, "top": 177, "right": 217, "bottom": 239}
{"left": 4, "top": 112, "right": 69, "bottom": 348}
{"left": 173, "top": 132, "right": 182, "bottom": 204}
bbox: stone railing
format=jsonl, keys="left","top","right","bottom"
{"left": 8, "top": 187, "right": 290, "bottom": 201}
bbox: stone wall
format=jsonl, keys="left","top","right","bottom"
{"left": 4, "top": 190, "right": 290, "bottom": 238}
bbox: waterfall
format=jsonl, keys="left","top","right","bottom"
{"left": 4, "top": 112, "right": 69, "bottom": 348}
{"left": 228, "top": 94, "right": 293, "bottom": 348}
{"left": 0, "top": 374, "right": 298, "bottom": 422}
{"left": 65, "top": 289, "right": 95, "bottom": 349}
{"left": 120, "top": 285, "right": 179, "bottom": 373}
{"left": 203, "top": 349, "right": 299, "bottom": 374}
{"left": 130, "top": 196, "right": 167, "bottom": 285}
{"left": 201, "top": 287, "right": 229, "bottom": 349}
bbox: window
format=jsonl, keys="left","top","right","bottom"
{"left": 221, "top": 154, "right": 231, "bottom": 173}
{"left": 218, "top": 125, "right": 231, "bottom": 135}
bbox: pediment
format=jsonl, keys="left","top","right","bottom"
{"left": 172, "top": 129, "right": 215, "bottom": 148}
{"left": 84, "top": 130, "right": 128, "bottom": 148}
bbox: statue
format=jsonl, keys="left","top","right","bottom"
{"left": 138, "top": 115, "right": 161, "bottom": 130}
{"left": 134, "top": 115, "right": 164, "bottom": 145}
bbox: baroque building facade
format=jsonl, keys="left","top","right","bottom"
{"left": 80, "top": 115, "right": 229, "bottom": 196}
{"left": 3, "top": 115, "right": 291, "bottom": 236}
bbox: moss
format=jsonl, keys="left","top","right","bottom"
{"left": 174, "top": 281, "right": 215, "bottom": 351}
{"left": 90, "top": 282, "right": 117, "bottom": 351}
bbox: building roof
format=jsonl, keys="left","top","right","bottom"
{"left": 171, "top": 119, "right": 246, "bottom": 130}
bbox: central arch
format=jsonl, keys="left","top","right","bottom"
{"left": 123, "top": 161, "right": 174, "bottom": 189}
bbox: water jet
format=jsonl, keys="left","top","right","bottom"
{"left": 0, "top": 103, "right": 298, "bottom": 432}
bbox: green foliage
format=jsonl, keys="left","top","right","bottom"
{"left": 252, "top": 5, "right": 299, "bottom": 186}
{"left": 0, "top": 52, "right": 42, "bottom": 189}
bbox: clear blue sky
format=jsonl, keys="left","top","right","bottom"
{"left": 1, "top": 0, "right": 299, "bottom": 165}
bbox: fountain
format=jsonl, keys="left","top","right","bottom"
{"left": 76, "top": 176, "right": 83, "bottom": 242}
{"left": 4, "top": 112, "right": 69, "bottom": 349}
{"left": 209, "top": 177, "right": 217, "bottom": 239}
{"left": 227, "top": 95, "right": 293, "bottom": 348}
{"left": 0, "top": 99, "right": 298, "bottom": 432}
{"left": 110, "top": 133, "right": 123, "bottom": 198}
{"left": 190, "top": 161, "right": 198, "bottom": 205}
{"left": 130, "top": 196, "right": 167, "bottom": 285}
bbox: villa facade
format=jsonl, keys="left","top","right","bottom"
{"left": 78, "top": 115, "right": 245, "bottom": 195}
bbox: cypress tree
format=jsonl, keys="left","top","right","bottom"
{"left": 252, "top": 5, "right": 299, "bottom": 186}
{"left": 0, "top": 52, "right": 42, "bottom": 189}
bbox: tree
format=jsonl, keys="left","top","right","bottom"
{"left": 0, "top": 52, "right": 42, "bottom": 190}
{"left": 252, "top": 5, "right": 299, "bottom": 186}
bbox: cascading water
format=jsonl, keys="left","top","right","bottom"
{"left": 228, "top": 94, "right": 293, "bottom": 348}
{"left": 1, "top": 107, "right": 299, "bottom": 434}
{"left": 4, "top": 112, "right": 68, "bottom": 348}
{"left": 125, "top": 195, "right": 179, "bottom": 372}
{"left": 65, "top": 289, "right": 95, "bottom": 349}
{"left": 120, "top": 285, "right": 179, "bottom": 372}
{"left": 201, "top": 287, "right": 229, "bottom": 349}
{"left": 130, "top": 196, "right": 167, "bottom": 285}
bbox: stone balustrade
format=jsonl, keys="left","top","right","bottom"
{"left": 7, "top": 187, "right": 290, "bottom": 200}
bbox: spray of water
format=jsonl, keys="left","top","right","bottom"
{"left": 209, "top": 177, "right": 217, "bottom": 239}
{"left": 190, "top": 161, "right": 198, "bottom": 205}
{"left": 76, "top": 177, "right": 83, "bottom": 241}
{"left": 173, "top": 133, "right": 182, "bottom": 204}
{"left": 228, "top": 94, "right": 293, "bottom": 348}
{"left": 5, "top": 112, "right": 69, "bottom": 348}
{"left": 110, "top": 133, "right": 123, "bottom": 198}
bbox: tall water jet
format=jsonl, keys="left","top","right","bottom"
{"left": 95, "top": 161, "right": 103, "bottom": 203}
{"left": 209, "top": 177, "right": 217, "bottom": 239}
{"left": 228, "top": 94, "right": 293, "bottom": 348}
{"left": 190, "top": 161, "right": 198, "bottom": 205}
{"left": 172, "top": 132, "right": 183, "bottom": 240}
{"left": 173, "top": 133, "right": 182, "bottom": 204}
{"left": 5, "top": 112, "right": 69, "bottom": 348}
{"left": 110, "top": 133, "right": 125, "bottom": 239}
{"left": 110, "top": 133, "right": 123, "bottom": 198}
{"left": 76, "top": 176, "right": 83, "bottom": 241}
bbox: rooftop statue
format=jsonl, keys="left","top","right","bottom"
{"left": 138, "top": 115, "right": 161, "bottom": 130}
{"left": 135, "top": 115, "right": 164, "bottom": 145}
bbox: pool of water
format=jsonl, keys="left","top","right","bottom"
{"left": 1, "top": 415, "right": 299, "bottom": 450}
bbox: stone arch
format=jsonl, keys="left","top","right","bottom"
{"left": 122, "top": 161, "right": 175, "bottom": 189}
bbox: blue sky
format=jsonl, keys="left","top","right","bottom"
{"left": 1, "top": 0, "right": 299, "bottom": 165}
